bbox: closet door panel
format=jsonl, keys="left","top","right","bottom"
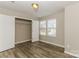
{"left": 15, "top": 19, "right": 31, "bottom": 44}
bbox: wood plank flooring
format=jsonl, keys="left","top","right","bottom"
{"left": 0, "top": 41, "right": 75, "bottom": 58}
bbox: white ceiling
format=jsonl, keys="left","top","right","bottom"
{"left": 0, "top": 1, "right": 78, "bottom": 18}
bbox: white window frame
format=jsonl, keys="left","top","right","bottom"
{"left": 39, "top": 19, "right": 56, "bottom": 37}
{"left": 39, "top": 20, "right": 46, "bottom": 36}
{"left": 47, "top": 19, "right": 56, "bottom": 37}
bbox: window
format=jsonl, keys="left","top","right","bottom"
{"left": 39, "top": 19, "right": 56, "bottom": 37}
{"left": 47, "top": 19, "right": 56, "bottom": 37}
{"left": 40, "top": 20, "right": 46, "bottom": 35}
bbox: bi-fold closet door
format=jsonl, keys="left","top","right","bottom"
{"left": 0, "top": 15, "right": 15, "bottom": 52}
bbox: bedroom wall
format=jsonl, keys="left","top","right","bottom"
{"left": 65, "top": 3, "right": 79, "bottom": 57}
{"left": 39, "top": 10, "right": 64, "bottom": 48}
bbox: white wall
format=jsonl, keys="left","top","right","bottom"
{"left": 32, "top": 20, "right": 39, "bottom": 42}
{"left": 0, "top": 14, "right": 15, "bottom": 52}
{"left": 39, "top": 10, "right": 64, "bottom": 48}
{"left": 65, "top": 3, "right": 79, "bottom": 57}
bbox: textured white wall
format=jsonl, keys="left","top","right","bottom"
{"left": 32, "top": 20, "right": 39, "bottom": 42}
{"left": 65, "top": 3, "right": 79, "bottom": 57}
{"left": 0, "top": 14, "right": 15, "bottom": 52}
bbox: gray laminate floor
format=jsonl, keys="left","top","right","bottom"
{"left": 0, "top": 41, "right": 75, "bottom": 58}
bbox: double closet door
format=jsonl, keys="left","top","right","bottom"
{"left": 15, "top": 18, "right": 32, "bottom": 44}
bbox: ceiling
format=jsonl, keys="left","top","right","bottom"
{"left": 0, "top": 1, "right": 78, "bottom": 18}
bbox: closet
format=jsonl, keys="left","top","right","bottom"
{"left": 15, "top": 18, "right": 32, "bottom": 44}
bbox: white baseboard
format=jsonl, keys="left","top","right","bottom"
{"left": 64, "top": 51, "right": 79, "bottom": 58}
{"left": 40, "top": 40, "right": 64, "bottom": 48}
{"left": 15, "top": 40, "right": 30, "bottom": 44}
{"left": 32, "top": 39, "right": 39, "bottom": 42}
